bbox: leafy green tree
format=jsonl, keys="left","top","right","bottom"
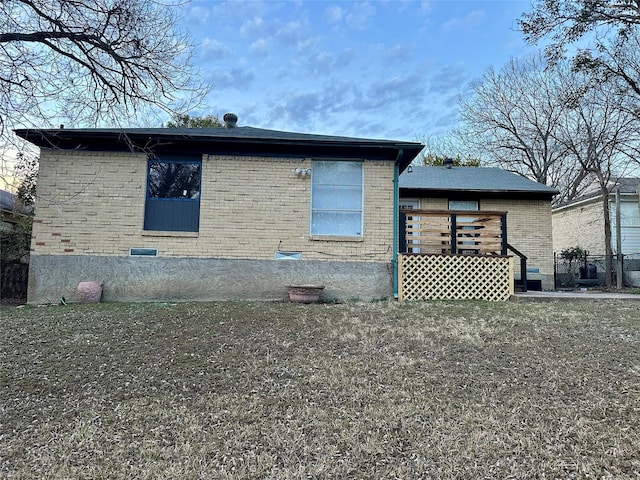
{"left": 421, "top": 154, "right": 480, "bottom": 167}
{"left": 14, "top": 152, "right": 38, "bottom": 208}
{"left": 166, "top": 114, "right": 224, "bottom": 128}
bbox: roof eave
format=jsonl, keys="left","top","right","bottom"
{"left": 400, "top": 186, "right": 557, "bottom": 198}
{"left": 14, "top": 128, "right": 423, "bottom": 164}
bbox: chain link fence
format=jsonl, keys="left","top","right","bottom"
{"left": 555, "top": 253, "right": 640, "bottom": 289}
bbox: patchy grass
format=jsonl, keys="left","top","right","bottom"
{"left": 1, "top": 300, "right": 639, "bottom": 479}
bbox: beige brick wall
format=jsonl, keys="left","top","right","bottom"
{"left": 482, "top": 199, "right": 554, "bottom": 276}
{"left": 552, "top": 200, "right": 605, "bottom": 255}
{"left": 31, "top": 150, "right": 395, "bottom": 262}
{"left": 407, "top": 197, "right": 554, "bottom": 276}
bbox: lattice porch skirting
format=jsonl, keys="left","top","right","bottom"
{"left": 398, "top": 254, "right": 514, "bottom": 301}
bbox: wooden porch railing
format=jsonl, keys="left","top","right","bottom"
{"left": 399, "top": 210, "right": 508, "bottom": 256}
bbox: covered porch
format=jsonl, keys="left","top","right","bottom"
{"left": 397, "top": 210, "right": 525, "bottom": 301}
{"left": 399, "top": 209, "right": 508, "bottom": 255}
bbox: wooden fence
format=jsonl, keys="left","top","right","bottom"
{"left": 399, "top": 210, "right": 507, "bottom": 255}
{"left": 398, "top": 254, "right": 514, "bottom": 301}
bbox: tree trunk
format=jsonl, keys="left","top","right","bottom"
{"left": 601, "top": 191, "right": 613, "bottom": 288}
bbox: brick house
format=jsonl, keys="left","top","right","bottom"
{"left": 399, "top": 165, "right": 558, "bottom": 290}
{"left": 0, "top": 189, "right": 30, "bottom": 232}
{"left": 552, "top": 178, "right": 640, "bottom": 285}
{"left": 16, "top": 118, "right": 424, "bottom": 303}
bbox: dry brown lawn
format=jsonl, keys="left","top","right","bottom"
{"left": 1, "top": 299, "right": 639, "bottom": 479}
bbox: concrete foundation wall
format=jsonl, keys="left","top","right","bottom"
{"left": 28, "top": 255, "right": 393, "bottom": 303}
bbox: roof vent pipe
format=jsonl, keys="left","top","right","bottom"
{"left": 223, "top": 112, "right": 238, "bottom": 128}
{"left": 443, "top": 157, "right": 454, "bottom": 169}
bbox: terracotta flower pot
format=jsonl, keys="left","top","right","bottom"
{"left": 76, "top": 281, "right": 103, "bottom": 303}
{"left": 286, "top": 285, "right": 325, "bottom": 304}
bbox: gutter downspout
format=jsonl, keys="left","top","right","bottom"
{"left": 393, "top": 150, "right": 403, "bottom": 299}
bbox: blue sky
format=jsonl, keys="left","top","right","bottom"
{"left": 181, "top": 0, "right": 537, "bottom": 142}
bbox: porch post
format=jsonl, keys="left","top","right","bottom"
{"left": 392, "top": 152, "right": 403, "bottom": 298}
{"left": 450, "top": 213, "right": 457, "bottom": 254}
{"left": 501, "top": 213, "right": 508, "bottom": 255}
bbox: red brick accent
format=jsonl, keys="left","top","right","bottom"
{"left": 61, "top": 239, "right": 71, "bottom": 243}
{"left": 36, "top": 242, "right": 45, "bottom": 246}
{"left": 33, "top": 219, "right": 43, "bottom": 223}
{"left": 63, "top": 248, "right": 74, "bottom": 253}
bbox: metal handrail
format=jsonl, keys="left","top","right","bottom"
{"left": 507, "top": 243, "right": 528, "bottom": 292}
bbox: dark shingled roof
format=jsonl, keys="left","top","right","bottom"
{"left": 14, "top": 126, "right": 424, "bottom": 171}
{"left": 400, "top": 165, "right": 558, "bottom": 198}
{"left": 18, "top": 126, "right": 413, "bottom": 143}
{"left": 0, "top": 189, "right": 16, "bottom": 211}
{"left": 0, "top": 189, "right": 30, "bottom": 215}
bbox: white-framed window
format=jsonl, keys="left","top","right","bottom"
{"left": 400, "top": 199, "right": 421, "bottom": 253}
{"left": 448, "top": 200, "right": 479, "bottom": 211}
{"left": 449, "top": 199, "right": 479, "bottom": 253}
{"left": 311, "top": 161, "right": 363, "bottom": 236}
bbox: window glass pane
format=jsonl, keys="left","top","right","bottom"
{"left": 314, "top": 161, "right": 362, "bottom": 185}
{"left": 619, "top": 201, "right": 640, "bottom": 226}
{"left": 448, "top": 200, "right": 478, "bottom": 211}
{"left": 148, "top": 162, "right": 201, "bottom": 199}
{"left": 311, "top": 211, "right": 362, "bottom": 236}
{"left": 312, "top": 184, "right": 362, "bottom": 210}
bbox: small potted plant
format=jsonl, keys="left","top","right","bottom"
{"left": 559, "top": 246, "right": 587, "bottom": 289}
{"left": 285, "top": 284, "right": 325, "bottom": 303}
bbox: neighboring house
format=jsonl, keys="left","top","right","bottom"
{"left": 0, "top": 189, "right": 28, "bottom": 231}
{"left": 399, "top": 165, "right": 558, "bottom": 290}
{"left": 15, "top": 117, "right": 423, "bottom": 303}
{"left": 552, "top": 177, "right": 640, "bottom": 261}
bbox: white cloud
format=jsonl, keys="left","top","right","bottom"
{"left": 429, "top": 65, "right": 469, "bottom": 94}
{"left": 442, "top": 10, "right": 485, "bottom": 31}
{"left": 250, "top": 38, "right": 270, "bottom": 57}
{"left": 326, "top": 5, "right": 346, "bottom": 23}
{"left": 325, "top": 2, "right": 376, "bottom": 30}
{"left": 207, "top": 68, "right": 256, "bottom": 91}
{"left": 381, "top": 44, "right": 416, "bottom": 64}
{"left": 295, "top": 36, "right": 321, "bottom": 54}
{"left": 199, "top": 38, "right": 232, "bottom": 60}
{"left": 240, "top": 16, "right": 266, "bottom": 36}
{"left": 309, "top": 51, "right": 336, "bottom": 74}
{"left": 185, "top": 6, "right": 210, "bottom": 25}
{"left": 420, "top": 1, "right": 433, "bottom": 15}
{"left": 345, "top": 2, "right": 376, "bottom": 30}
{"left": 275, "top": 20, "right": 308, "bottom": 44}
{"left": 269, "top": 91, "right": 322, "bottom": 128}
{"left": 340, "top": 67, "right": 427, "bottom": 114}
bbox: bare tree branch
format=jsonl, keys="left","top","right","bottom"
{"left": 0, "top": 0, "right": 210, "bottom": 189}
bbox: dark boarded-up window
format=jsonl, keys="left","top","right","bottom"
{"left": 144, "top": 157, "right": 201, "bottom": 232}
